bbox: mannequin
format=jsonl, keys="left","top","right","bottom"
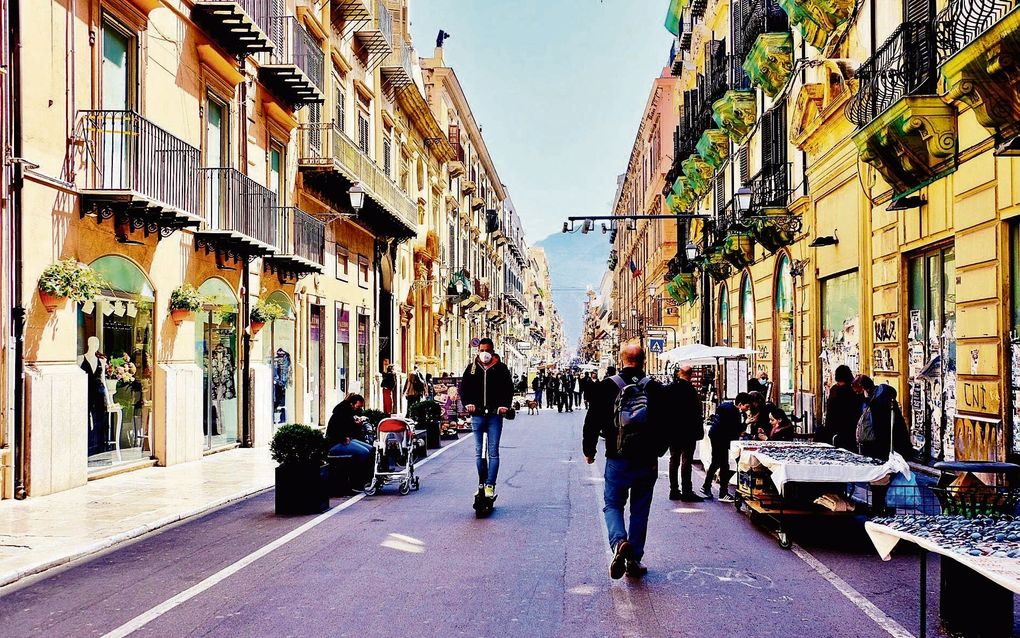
{"left": 80, "top": 336, "right": 107, "bottom": 456}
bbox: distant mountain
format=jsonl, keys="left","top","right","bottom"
{"left": 535, "top": 231, "right": 610, "bottom": 355}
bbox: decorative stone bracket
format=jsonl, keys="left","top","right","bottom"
{"left": 942, "top": 9, "right": 1020, "bottom": 142}
{"left": 675, "top": 176, "right": 697, "bottom": 210}
{"left": 713, "top": 90, "right": 757, "bottom": 144}
{"left": 696, "top": 129, "right": 731, "bottom": 170}
{"left": 743, "top": 32, "right": 795, "bottom": 98}
{"left": 682, "top": 155, "right": 715, "bottom": 196}
{"left": 853, "top": 96, "right": 957, "bottom": 200}
{"left": 746, "top": 210, "right": 803, "bottom": 254}
{"left": 777, "top": 0, "right": 856, "bottom": 51}
{"left": 722, "top": 231, "right": 755, "bottom": 270}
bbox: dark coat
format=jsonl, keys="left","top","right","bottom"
{"left": 708, "top": 401, "right": 744, "bottom": 442}
{"left": 860, "top": 384, "right": 912, "bottom": 461}
{"left": 823, "top": 383, "right": 864, "bottom": 451}
{"left": 667, "top": 377, "right": 704, "bottom": 445}
{"left": 459, "top": 356, "right": 514, "bottom": 414}
{"left": 326, "top": 401, "right": 362, "bottom": 447}
{"left": 582, "top": 367, "right": 666, "bottom": 461}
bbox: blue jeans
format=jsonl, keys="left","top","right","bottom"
{"left": 534, "top": 390, "right": 543, "bottom": 408}
{"left": 603, "top": 456, "right": 658, "bottom": 561}
{"left": 471, "top": 414, "right": 504, "bottom": 485}
{"left": 329, "top": 439, "right": 374, "bottom": 487}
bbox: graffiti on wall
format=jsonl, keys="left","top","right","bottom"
{"left": 957, "top": 416, "right": 1003, "bottom": 462}
{"left": 820, "top": 316, "right": 860, "bottom": 395}
{"left": 1011, "top": 334, "right": 1020, "bottom": 455}
{"left": 874, "top": 317, "right": 897, "bottom": 343}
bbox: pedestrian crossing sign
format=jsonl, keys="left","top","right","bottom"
{"left": 649, "top": 338, "right": 665, "bottom": 353}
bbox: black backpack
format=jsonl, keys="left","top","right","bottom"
{"left": 610, "top": 375, "right": 653, "bottom": 457}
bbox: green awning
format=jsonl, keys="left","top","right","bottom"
{"left": 664, "top": 0, "right": 689, "bottom": 36}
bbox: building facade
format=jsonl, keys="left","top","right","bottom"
{"left": 2, "top": 0, "right": 552, "bottom": 498}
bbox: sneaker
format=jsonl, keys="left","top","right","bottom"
{"left": 484, "top": 484, "right": 496, "bottom": 499}
{"left": 625, "top": 559, "right": 648, "bottom": 578}
{"left": 701, "top": 488, "right": 714, "bottom": 500}
{"left": 610, "top": 540, "right": 632, "bottom": 579}
{"left": 679, "top": 492, "right": 705, "bottom": 503}
{"left": 719, "top": 493, "right": 735, "bottom": 503}
{"left": 668, "top": 489, "right": 682, "bottom": 501}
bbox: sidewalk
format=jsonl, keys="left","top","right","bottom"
{"left": 0, "top": 447, "right": 275, "bottom": 588}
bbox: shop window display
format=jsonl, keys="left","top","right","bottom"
{"left": 264, "top": 291, "right": 295, "bottom": 427}
{"left": 195, "top": 278, "right": 239, "bottom": 449}
{"left": 77, "top": 256, "right": 154, "bottom": 470}
{"left": 775, "top": 256, "right": 795, "bottom": 412}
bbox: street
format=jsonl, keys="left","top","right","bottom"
{"left": 0, "top": 408, "right": 994, "bottom": 637}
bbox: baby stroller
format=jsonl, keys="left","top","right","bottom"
{"left": 364, "top": 416, "right": 421, "bottom": 496}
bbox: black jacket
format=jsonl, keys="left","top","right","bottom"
{"left": 326, "top": 401, "right": 362, "bottom": 447}
{"left": 860, "top": 384, "right": 912, "bottom": 461}
{"left": 708, "top": 401, "right": 744, "bottom": 442}
{"left": 823, "top": 383, "right": 864, "bottom": 451}
{"left": 532, "top": 376, "right": 543, "bottom": 392}
{"left": 582, "top": 367, "right": 665, "bottom": 461}
{"left": 667, "top": 377, "right": 704, "bottom": 445}
{"left": 459, "top": 356, "right": 514, "bottom": 414}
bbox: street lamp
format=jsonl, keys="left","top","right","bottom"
{"left": 735, "top": 186, "right": 752, "bottom": 215}
{"left": 685, "top": 240, "right": 699, "bottom": 262}
{"left": 348, "top": 183, "right": 366, "bottom": 212}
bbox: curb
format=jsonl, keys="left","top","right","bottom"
{"left": 0, "top": 483, "right": 273, "bottom": 589}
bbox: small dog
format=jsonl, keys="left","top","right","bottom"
{"left": 526, "top": 400, "right": 538, "bottom": 415}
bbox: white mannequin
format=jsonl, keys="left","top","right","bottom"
{"left": 82, "top": 336, "right": 100, "bottom": 372}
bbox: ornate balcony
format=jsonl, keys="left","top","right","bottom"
{"left": 353, "top": 0, "right": 393, "bottom": 70}
{"left": 682, "top": 155, "right": 714, "bottom": 196}
{"left": 666, "top": 272, "right": 697, "bottom": 306}
{"left": 696, "top": 129, "right": 730, "bottom": 170}
{"left": 721, "top": 230, "right": 755, "bottom": 269}
{"left": 259, "top": 16, "right": 325, "bottom": 108}
{"left": 75, "top": 110, "right": 203, "bottom": 240}
{"left": 743, "top": 32, "right": 794, "bottom": 98}
{"left": 381, "top": 43, "right": 415, "bottom": 91}
{"left": 461, "top": 179, "right": 476, "bottom": 195}
{"left": 738, "top": 0, "right": 790, "bottom": 62}
{"left": 192, "top": 0, "right": 277, "bottom": 57}
{"left": 777, "top": 0, "right": 857, "bottom": 51}
{"left": 745, "top": 163, "right": 801, "bottom": 253}
{"left": 332, "top": 0, "right": 370, "bottom": 36}
{"left": 939, "top": 1, "right": 1020, "bottom": 142}
{"left": 700, "top": 247, "right": 733, "bottom": 282}
{"left": 297, "top": 122, "right": 417, "bottom": 238}
{"left": 196, "top": 168, "right": 278, "bottom": 260}
{"left": 713, "top": 90, "right": 757, "bottom": 144}
{"left": 265, "top": 207, "right": 326, "bottom": 280}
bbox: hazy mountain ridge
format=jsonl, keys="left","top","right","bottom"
{"left": 535, "top": 231, "right": 610, "bottom": 355}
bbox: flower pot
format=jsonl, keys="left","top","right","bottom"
{"left": 170, "top": 308, "right": 192, "bottom": 325}
{"left": 38, "top": 289, "right": 64, "bottom": 313}
{"left": 275, "top": 464, "right": 330, "bottom": 515}
{"left": 251, "top": 321, "right": 266, "bottom": 335}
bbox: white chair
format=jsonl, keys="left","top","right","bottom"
{"left": 107, "top": 403, "right": 123, "bottom": 461}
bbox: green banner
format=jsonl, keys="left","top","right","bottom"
{"left": 664, "top": 0, "right": 688, "bottom": 36}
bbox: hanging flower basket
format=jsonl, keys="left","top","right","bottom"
{"left": 170, "top": 308, "right": 192, "bottom": 325}
{"left": 251, "top": 298, "right": 285, "bottom": 335}
{"left": 701, "top": 249, "right": 733, "bottom": 282}
{"left": 38, "top": 289, "right": 64, "bottom": 313}
{"left": 251, "top": 321, "right": 266, "bottom": 335}
{"left": 38, "top": 258, "right": 107, "bottom": 313}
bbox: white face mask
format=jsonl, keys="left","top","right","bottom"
{"left": 478, "top": 351, "right": 493, "bottom": 364}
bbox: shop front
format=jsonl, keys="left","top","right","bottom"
{"left": 195, "top": 278, "right": 240, "bottom": 451}
{"left": 335, "top": 303, "right": 350, "bottom": 405}
{"left": 820, "top": 270, "right": 861, "bottom": 395}
{"left": 78, "top": 256, "right": 155, "bottom": 472}
{"left": 775, "top": 255, "right": 795, "bottom": 412}
{"left": 264, "top": 291, "right": 295, "bottom": 427}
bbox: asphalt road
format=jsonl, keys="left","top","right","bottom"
{"left": 0, "top": 408, "right": 1007, "bottom": 637}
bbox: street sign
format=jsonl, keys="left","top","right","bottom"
{"left": 470, "top": 338, "right": 480, "bottom": 347}
{"left": 649, "top": 338, "right": 665, "bottom": 353}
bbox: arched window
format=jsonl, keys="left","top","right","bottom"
{"left": 196, "top": 278, "right": 239, "bottom": 449}
{"left": 740, "top": 273, "right": 754, "bottom": 350}
{"left": 718, "top": 284, "right": 730, "bottom": 346}
{"left": 265, "top": 290, "right": 295, "bottom": 427}
{"left": 775, "top": 255, "right": 795, "bottom": 411}
{"left": 79, "top": 256, "right": 155, "bottom": 469}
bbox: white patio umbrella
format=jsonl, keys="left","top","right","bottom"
{"left": 661, "top": 344, "right": 755, "bottom": 365}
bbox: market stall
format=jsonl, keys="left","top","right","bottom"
{"left": 732, "top": 440, "right": 911, "bottom": 548}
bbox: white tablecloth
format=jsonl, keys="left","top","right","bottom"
{"left": 865, "top": 521, "right": 1020, "bottom": 594}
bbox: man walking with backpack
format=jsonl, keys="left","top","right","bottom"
{"left": 583, "top": 345, "right": 666, "bottom": 580}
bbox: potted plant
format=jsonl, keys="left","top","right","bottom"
{"left": 168, "top": 284, "right": 204, "bottom": 325}
{"left": 250, "top": 298, "right": 285, "bottom": 335}
{"left": 270, "top": 423, "right": 329, "bottom": 515}
{"left": 409, "top": 399, "right": 443, "bottom": 450}
{"left": 38, "top": 258, "right": 106, "bottom": 312}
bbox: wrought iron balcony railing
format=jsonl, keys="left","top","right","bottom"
{"left": 332, "top": 0, "right": 370, "bottom": 35}
{"left": 748, "top": 161, "right": 792, "bottom": 211}
{"left": 198, "top": 168, "right": 278, "bottom": 251}
{"left": 260, "top": 16, "right": 325, "bottom": 106}
{"left": 77, "top": 110, "right": 202, "bottom": 219}
{"left": 738, "top": 0, "right": 790, "bottom": 62}
{"left": 354, "top": 0, "right": 394, "bottom": 69}
{"left": 192, "top": 0, "right": 278, "bottom": 56}
{"left": 381, "top": 43, "right": 415, "bottom": 90}
{"left": 705, "top": 40, "right": 728, "bottom": 103}
{"left": 936, "top": 0, "right": 1020, "bottom": 65}
{"left": 728, "top": 53, "right": 753, "bottom": 90}
{"left": 275, "top": 207, "right": 325, "bottom": 266}
{"left": 846, "top": 21, "right": 937, "bottom": 127}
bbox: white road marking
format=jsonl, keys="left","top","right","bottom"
{"left": 99, "top": 434, "right": 470, "bottom": 638}
{"left": 791, "top": 544, "right": 916, "bottom": 638}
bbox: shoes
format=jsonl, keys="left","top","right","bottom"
{"left": 668, "top": 489, "right": 682, "bottom": 501}
{"left": 701, "top": 482, "right": 713, "bottom": 498}
{"left": 679, "top": 492, "right": 705, "bottom": 503}
{"left": 625, "top": 560, "right": 648, "bottom": 578}
{"left": 701, "top": 487, "right": 714, "bottom": 500}
{"left": 476, "top": 483, "right": 485, "bottom": 497}
{"left": 719, "top": 493, "right": 735, "bottom": 503}
{"left": 484, "top": 484, "right": 496, "bottom": 499}
{"left": 610, "top": 540, "right": 632, "bottom": 580}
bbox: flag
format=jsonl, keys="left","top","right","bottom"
{"left": 664, "top": 0, "right": 687, "bottom": 36}
{"left": 628, "top": 257, "right": 641, "bottom": 279}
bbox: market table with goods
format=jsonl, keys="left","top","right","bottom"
{"left": 730, "top": 441, "right": 911, "bottom": 548}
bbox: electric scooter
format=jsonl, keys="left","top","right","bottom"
{"left": 473, "top": 431, "right": 496, "bottom": 518}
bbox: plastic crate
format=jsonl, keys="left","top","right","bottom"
{"left": 931, "top": 485, "right": 1020, "bottom": 518}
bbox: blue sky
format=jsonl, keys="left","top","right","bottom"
{"left": 409, "top": 0, "right": 674, "bottom": 244}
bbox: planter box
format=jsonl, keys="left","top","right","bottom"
{"left": 275, "top": 464, "right": 329, "bottom": 515}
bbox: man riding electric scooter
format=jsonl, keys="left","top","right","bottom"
{"left": 460, "top": 338, "right": 514, "bottom": 516}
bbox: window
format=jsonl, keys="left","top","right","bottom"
{"left": 820, "top": 271, "right": 860, "bottom": 398}
{"left": 383, "top": 132, "right": 392, "bottom": 177}
{"left": 101, "top": 17, "right": 136, "bottom": 111}
{"left": 334, "top": 77, "right": 345, "bottom": 133}
{"left": 335, "top": 244, "right": 349, "bottom": 281}
{"left": 358, "top": 111, "right": 370, "bottom": 154}
{"left": 775, "top": 255, "right": 795, "bottom": 412}
{"left": 357, "top": 254, "right": 370, "bottom": 288}
{"left": 269, "top": 143, "right": 284, "bottom": 206}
